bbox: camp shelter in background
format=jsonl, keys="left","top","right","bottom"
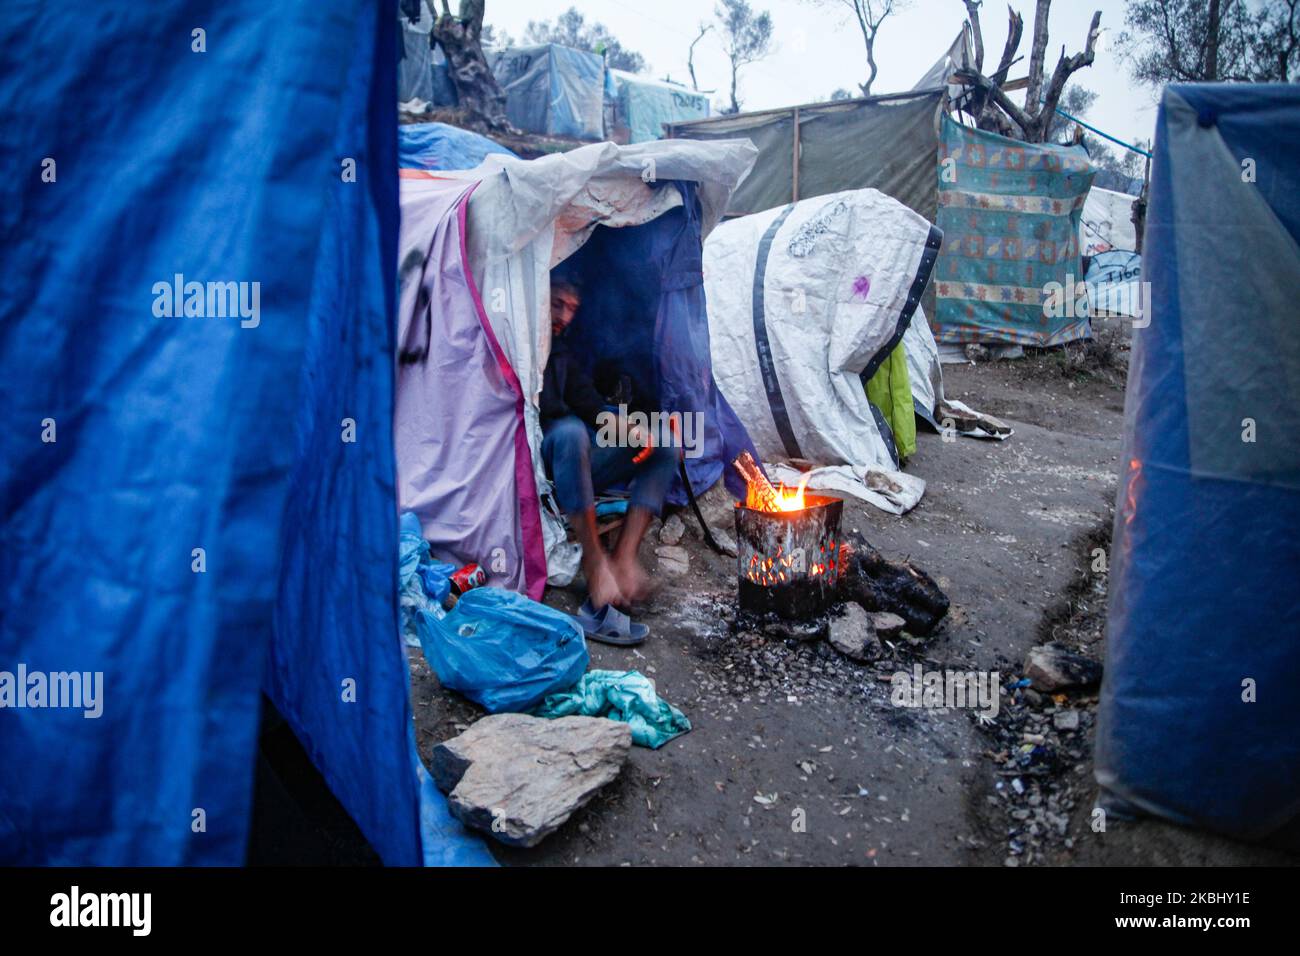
{"left": 395, "top": 140, "right": 761, "bottom": 598}
{"left": 605, "top": 69, "right": 711, "bottom": 144}
{"left": 666, "top": 89, "right": 946, "bottom": 222}
{"left": 490, "top": 43, "right": 606, "bottom": 140}
{"left": 1097, "top": 83, "right": 1300, "bottom": 846}
{"left": 932, "top": 115, "right": 1096, "bottom": 346}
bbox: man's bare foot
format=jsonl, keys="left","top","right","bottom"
{"left": 612, "top": 555, "right": 651, "bottom": 604}
{"left": 587, "top": 558, "right": 626, "bottom": 610}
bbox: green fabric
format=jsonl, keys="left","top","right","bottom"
{"left": 530, "top": 669, "right": 691, "bottom": 749}
{"left": 866, "top": 343, "right": 916, "bottom": 459}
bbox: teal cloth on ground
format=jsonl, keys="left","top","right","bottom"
{"left": 531, "top": 669, "right": 691, "bottom": 749}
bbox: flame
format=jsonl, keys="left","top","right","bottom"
{"left": 746, "top": 471, "right": 812, "bottom": 513}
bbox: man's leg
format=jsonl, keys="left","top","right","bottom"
{"left": 542, "top": 416, "right": 623, "bottom": 608}
{"left": 604, "top": 444, "right": 679, "bottom": 602}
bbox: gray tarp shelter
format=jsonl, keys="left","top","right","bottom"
{"left": 665, "top": 89, "right": 945, "bottom": 221}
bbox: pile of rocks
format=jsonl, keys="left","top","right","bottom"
{"left": 974, "top": 643, "right": 1103, "bottom": 866}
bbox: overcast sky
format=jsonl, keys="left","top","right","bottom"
{"left": 487, "top": 0, "right": 1158, "bottom": 151}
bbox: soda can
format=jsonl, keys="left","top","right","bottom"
{"left": 451, "top": 563, "right": 487, "bottom": 594}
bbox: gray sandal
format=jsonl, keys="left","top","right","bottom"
{"left": 574, "top": 598, "right": 649, "bottom": 646}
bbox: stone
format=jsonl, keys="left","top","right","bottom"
{"left": 827, "top": 603, "right": 881, "bottom": 662}
{"left": 692, "top": 477, "right": 737, "bottom": 529}
{"left": 1025, "top": 644, "right": 1103, "bottom": 692}
{"left": 868, "top": 611, "right": 907, "bottom": 641}
{"left": 658, "top": 513, "right": 686, "bottom": 545}
{"left": 1053, "top": 709, "right": 1081, "bottom": 732}
{"left": 708, "top": 526, "right": 739, "bottom": 558}
{"left": 655, "top": 545, "right": 690, "bottom": 577}
{"left": 431, "top": 714, "right": 631, "bottom": 848}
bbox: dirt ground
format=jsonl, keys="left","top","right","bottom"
{"left": 409, "top": 337, "right": 1295, "bottom": 867}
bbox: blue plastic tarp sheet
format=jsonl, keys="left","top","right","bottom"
{"left": 0, "top": 0, "right": 491, "bottom": 866}
{"left": 399, "top": 121, "right": 516, "bottom": 171}
{"left": 1096, "top": 84, "right": 1300, "bottom": 843}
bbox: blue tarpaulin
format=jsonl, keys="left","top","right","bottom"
{"left": 0, "top": 0, "right": 491, "bottom": 866}
{"left": 1096, "top": 84, "right": 1300, "bottom": 843}
{"left": 399, "top": 121, "right": 516, "bottom": 171}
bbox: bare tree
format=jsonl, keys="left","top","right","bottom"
{"left": 954, "top": 0, "right": 1101, "bottom": 143}
{"left": 812, "top": 1, "right": 911, "bottom": 95}
{"left": 688, "top": 23, "right": 713, "bottom": 91}
{"left": 715, "top": 0, "right": 775, "bottom": 114}
{"left": 430, "top": 0, "right": 515, "bottom": 134}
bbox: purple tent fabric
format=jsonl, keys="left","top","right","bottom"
{"left": 395, "top": 174, "right": 547, "bottom": 598}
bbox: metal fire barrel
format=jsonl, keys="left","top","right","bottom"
{"left": 735, "top": 494, "right": 843, "bottom": 620}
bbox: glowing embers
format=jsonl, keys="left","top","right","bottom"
{"left": 744, "top": 538, "right": 837, "bottom": 587}
{"left": 732, "top": 453, "right": 843, "bottom": 620}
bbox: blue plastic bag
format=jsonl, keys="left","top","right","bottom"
{"left": 399, "top": 512, "right": 456, "bottom": 647}
{"left": 418, "top": 587, "right": 589, "bottom": 713}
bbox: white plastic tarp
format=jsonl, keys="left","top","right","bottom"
{"left": 1080, "top": 186, "right": 1138, "bottom": 256}
{"left": 704, "top": 189, "right": 940, "bottom": 512}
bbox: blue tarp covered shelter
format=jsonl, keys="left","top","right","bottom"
{"left": 491, "top": 44, "right": 605, "bottom": 140}
{"left": 399, "top": 121, "right": 516, "bottom": 171}
{"left": 1096, "top": 84, "right": 1300, "bottom": 844}
{"left": 0, "top": 0, "right": 491, "bottom": 866}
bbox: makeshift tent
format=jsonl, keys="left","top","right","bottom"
{"left": 704, "top": 189, "right": 941, "bottom": 513}
{"left": 605, "top": 69, "right": 710, "bottom": 143}
{"left": 491, "top": 44, "right": 605, "bottom": 140}
{"left": 395, "top": 140, "right": 760, "bottom": 597}
{"left": 1080, "top": 185, "right": 1138, "bottom": 256}
{"left": 397, "top": 1, "right": 435, "bottom": 105}
{"left": 933, "top": 115, "right": 1096, "bottom": 346}
{"left": 1096, "top": 83, "right": 1300, "bottom": 845}
{"left": 398, "top": 121, "right": 516, "bottom": 171}
{"left": 1079, "top": 185, "right": 1143, "bottom": 321}
{"left": 0, "top": 1, "right": 491, "bottom": 866}
{"left": 666, "top": 90, "right": 946, "bottom": 222}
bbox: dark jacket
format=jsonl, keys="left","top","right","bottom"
{"left": 539, "top": 333, "right": 608, "bottom": 429}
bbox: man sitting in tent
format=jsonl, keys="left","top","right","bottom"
{"left": 540, "top": 278, "right": 676, "bottom": 642}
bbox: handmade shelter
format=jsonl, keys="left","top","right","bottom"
{"left": 1, "top": 2, "right": 492, "bottom": 867}
{"left": 932, "top": 115, "right": 1096, "bottom": 346}
{"left": 1096, "top": 83, "right": 1300, "bottom": 845}
{"left": 704, "top": 189, "right": 940, "bottom": 513}
{"left": 491, "top": 43, "right": 605, "bottom": 140}
{"left": 605, "top": 70, "right": 710, "bottom": 143}
{"left": 666, "top": 89, "right": 946, "bottom": 222}
{"left": 395, "top": 140, "right": 760, "bottom": 598}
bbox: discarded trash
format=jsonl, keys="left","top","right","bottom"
{"left": 420, "top": 587, "right": 589, "bottom": 713}
{"left": 1025, "top": 644, "right": 1102, "bottom": 692}
{"left": 399, "top": 512, "right": 456, "bottom": 647}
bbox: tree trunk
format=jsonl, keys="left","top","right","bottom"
{"left": 1205, "top": 0, "right": 1223, "bottom": 80}
{"left": 1024, "top": 0, "right": 1052, "bottom": 112}
{"left": 431, "top": 0, "right": 515, "bottom": 135}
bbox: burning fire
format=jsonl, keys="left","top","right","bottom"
{"left": 735, "top": 451, "right": 813, "bottom": 514}
{"left": 746, "top": 472, "right": 811, "bottom": 513}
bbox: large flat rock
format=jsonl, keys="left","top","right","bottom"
{"left": 432, "top": 713, "right": 631, "bottom": 848}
